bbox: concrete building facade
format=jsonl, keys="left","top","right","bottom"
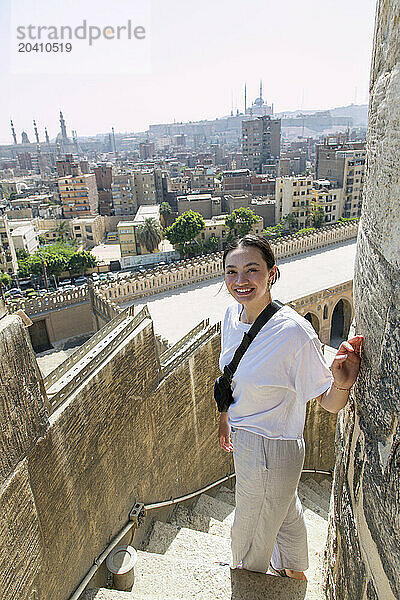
{"left": 242, "top": 116, "right": 281, "bottom": 173}
{"left": 10, "top": 224, "right": 39, "bottom": 254}
{"left": 177, "top": 193, "right": 222, "bottom": 219}
{"left": 112, "top": 173, "right": 136, "bottom": 215}
{"left": 0, "top": 216, "right": 17, "bottom": 273}
{"left": 58, "top": 171, "right": 99, "bottom": 219}
{"left": 71, "top": 216, "right": 105, "bottom": 248}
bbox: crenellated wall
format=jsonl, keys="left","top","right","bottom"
{"left": 324, "top": 2, "right": 400, "bottom": 598}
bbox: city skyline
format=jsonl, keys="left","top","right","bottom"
{"left": 0, "top": 0, "right": 376, "bottom": 144}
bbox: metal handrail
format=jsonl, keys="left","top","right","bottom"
{"left": 67, "top": 466, "right": 332, "bottom": 600}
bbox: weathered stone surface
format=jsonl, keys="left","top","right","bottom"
{"left": 325, "top": 1, "right": 400, "bottom": 598}
{"left": 0, "top": 315, "right": 48, "bottom": 485}
{"left": 0, "top": 459, "right": 42, "bottom": 600}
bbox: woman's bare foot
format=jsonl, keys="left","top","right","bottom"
{"left": 284, "top": 569, "right": 307, "bottom": 581}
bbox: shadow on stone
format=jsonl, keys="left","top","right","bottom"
{"left": 230, "top": 568, "right": 307, "bottom": 599}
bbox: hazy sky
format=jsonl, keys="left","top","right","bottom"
{"left": 0, "top": 0, "right": 377, "bottom": 144}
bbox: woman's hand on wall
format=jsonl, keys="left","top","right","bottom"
{"left": 318, "top": 335, "right": 363, "bottom": 414}
{"left": 331, "top": 335, "right": 363, "bottom": 389}
{"left": 219, "top": 412, "right": 233, "bottom": 452}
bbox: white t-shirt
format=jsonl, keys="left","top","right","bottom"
{"left": 219, "top": 302, "right": 334, "bottom": 440}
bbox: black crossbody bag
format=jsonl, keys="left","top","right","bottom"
{"left": 214, "top": 300, "right": 284, "bottom": 413}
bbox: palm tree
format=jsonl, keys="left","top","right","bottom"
{"left": 56, "top": 220, "right": 70, "bottom": 242}
{"left": 159, "top": 202, "right": 172, "bottom": 228}
{"left": 136, "top": 218, "right": 162, "bottom": 253}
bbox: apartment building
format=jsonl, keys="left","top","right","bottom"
{"left": 312, "top": 180, "right": 343, "bottom": 225}
{"left": 117, "top": 205, "right": 161, "bottom": 267}
{"left": 276, "top": 176, "right": 344, "bottom": 227}
{"left": 242, "top": 116, "right": 281, "bottom": 173}
{"left": 221, "top": 169, "right": 251, "bottom": 192}
{"left": 340, "top": 151, "right": 365, "bottom": 218}
{"left": 112, "top": 173, "right": 136, "bottom": 215}
{"left": 134, "top": 170, "right": 157, "bottom": 206}
{"left": 0, "top": 216, "right": 17, "bottom": 274}
{"left": 94, "top": 165, "right": 113, "bottom": 216}
{"left": 71, "top": 216, "right": 105, "bottom": 248}
{"left": 58, "top": 168, "right": 99, "bottom": 219}
{"left": 275, "top": 176, "right": 314, "bottom": 228}
{"left": 10, "top": 223, "right": 39, "bottom": 254}
{"left": 177, "top": 193, "right": 222, "bottom": 219}
{"left": 315, "top": 138, "right": 365, "bottom": 186}
{"left": 184, "top": 165, "right": 215, "bottom": 191}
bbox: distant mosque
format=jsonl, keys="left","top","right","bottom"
{"left": 9, "top": 111, "right": 78, "bottom": 154}
{"left": 245, "top": 81, "right": 274, "bottom": 117}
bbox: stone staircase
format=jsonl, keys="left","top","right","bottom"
{"left": 83, "top": 474, "right": 331, "bottom": 600}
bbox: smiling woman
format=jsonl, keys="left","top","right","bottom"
{"left": 217, "top": 233, "right": 362, "bottom": 580}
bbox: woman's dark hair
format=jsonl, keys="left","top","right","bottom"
{"left": 223, "top": 234, "right": 281, "bottom": 285}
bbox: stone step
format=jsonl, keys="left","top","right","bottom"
{"left": 298, "top": 482, "right": 330, "bottom": 516}
{"left": 169, "top": 502, "right": 232, "bottom": 538}
{"left": 302, "top": 478, "right": 332, "bottom": 506}
{"left": 299, "top": 480, "right": 329, "bottom": 513}
{"left": 319, "top": 478, "right": 333, "bottom": 498}
{"left": 102, "top": 549, "right": 310, "bottom": 600}
{"left": 214, "top": 485, "right": 235, "bottom": 506}
{"left": 193, "top": 493, "right": 236, "bottom": 522}
{"left": 145, "top": 520, "right": 231, "bottom": 563}
{"left": 303, "top": 507, "right": 329, "bottom": 596}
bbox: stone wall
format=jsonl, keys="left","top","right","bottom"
{"left": 324, "top": 2, "right": 400, "bottom": 598}
{"left": 0, "top": 311, "right": 229, "bottom": 600}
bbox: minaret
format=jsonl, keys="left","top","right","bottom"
{"left": 45, "top": 127, "right": 50, "bottom": 144}
{"left": 33, "top": 119, "right": 39, "bottom": 144}
{"left": 244, "top": 83, "right": 247, "bottom": 113}
{"left": 260, "top": 80, "right": 263, "bottom": 101}
{"left": 112, "top": 127, "right": 117, "bottom": 155}
{"left": 59, "top": 110, "right": 68, "bottom": 140}
{"left": 10, "top": 119, "right": 17, "bottom": 145}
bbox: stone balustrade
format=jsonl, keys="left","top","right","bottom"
{"left": 6, "top": 286, "right": 89, "bottom": 316}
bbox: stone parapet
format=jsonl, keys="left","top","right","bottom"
{"left": 7, "top": 286, "right": 89, "bottom": 316}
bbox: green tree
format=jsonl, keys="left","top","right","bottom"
{"left": 281, "top": 213, "right": 299, "bottom": 233}
{"left": 136, "top": 218, "right": 163, "bottom": 253}
{"left": 263, "top": 223, "right": 284, "bottom": 238}
{"left": 16, "top": 248, "right": 30, "bottom": 262}
{"left": 311, "top": 205, "right": 325, "bottom": 228}
{"left": 159, "top": 202, "right": 172, "bottom": 228}
{"left": 225, "top": 207, "right": 259, "bottom": 239}
{"left": 165, "top": 210, "right": 205, "bottom": 256}
{"left": 56, "top": 220, "right": 70, "bottom": 242}
{"left": 68, "top": 251, "right": 97, "bottom": 276}
{"left": 0, "top": 272, "right": 12, "bottom": 289}
{"left": 205, "top": 235, "right": 219, "bottom": 253}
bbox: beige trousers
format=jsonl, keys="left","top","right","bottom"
{"left": 231, "top": 428, "right": 309, "bottom": 573}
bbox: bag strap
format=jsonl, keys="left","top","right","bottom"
{"left": 223, "top": 300, "right": 284, "bottom": 384}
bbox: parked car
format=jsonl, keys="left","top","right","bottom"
{"left": 99, "top": 273, "right": 107, "bottom": 281}
{"left": 91, "top": 273, "right": 99, "bottom": 281}
{"left": 59, "top": 279, "right": 72, "bottom": 286}
{"left": 74, "top": 277, "right": 88, "bottom": 286}
{"left": 5, "top": 288, "right": 23, "bottom": 297}
{"left": 59, "top": 285, "right": 75, "bottom": 292}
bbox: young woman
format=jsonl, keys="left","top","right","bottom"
{"left": 218, "top": 234, "right": 363, "bottom": 581}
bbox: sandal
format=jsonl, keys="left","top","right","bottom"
{"left": 269, "top": 563, "right": 288, "bottom": 577}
